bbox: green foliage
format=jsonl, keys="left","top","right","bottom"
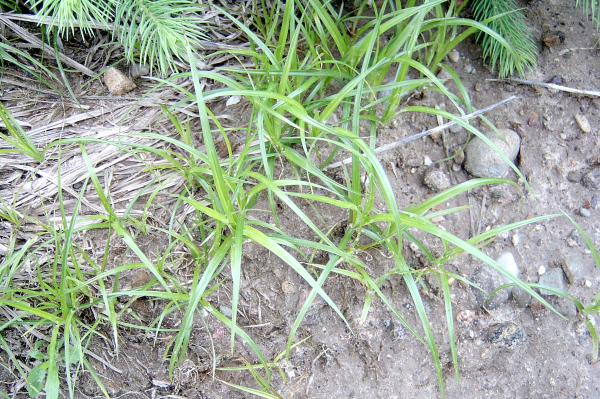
{"left": 2, "top": 0, "right": 594, "bottom": 398}
{"left": 0, "top": 102, "right": 44, "bottom": 162}
{"left": 471, "top": 0, "right": 537, "bottom": 77}
{"left": 114, "top": 0, "right": 209, "bottom": 75}
{"left": 29, "top": 0, "right": 113, "bottom": 37}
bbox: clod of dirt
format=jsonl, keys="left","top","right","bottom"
{"left": 281, "top": 280, "right": 295, "bottom": 293}
{"left": 471, "top": 266, "right": 510, "bottom": 310}
{"left": 104, "top": 67, "right": 137, "bottom": 95}
{"left": 463, "top": 129, "right": 521, "bottom": 178}
{"left": 543, "top": 31, "right": 566, "bottom": 47}
{"left": 581, "top": 169, "right": 600, "bottom": 190}
{"left": 562, "top": 256, "right": 585, "bottom": 285}
{"left": 422, "top": 168, "right": 451, "bottom": 192}
{"left": 456, "top": 309, "right": 476, "bottom": 327}
{"left": 574, "top": 114, "right": 592, "bottom": 133}
{"left": 398, "top": 151, "right": 423, "bottom": 168}
{"left": 488, "top": 322, "right": 526, "bottom": 349}
{"left": 539, "top": 268, "right": 565, "bottom": 296}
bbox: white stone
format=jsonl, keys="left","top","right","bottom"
{"left": 586, "top": 280, "right": 592, "bottom": 287}
{"left": 497, "top": 252, "right": 519, "bottom": 280}
{"left": 226, "top": 95, "right": 241, "bottom": 106}
{"left": 538, "top": 265, "right": 546, "bottom": 275}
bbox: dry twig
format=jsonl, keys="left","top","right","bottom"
{"left": 487, "top": 78, "right": 600, "bottom": 97}
{"left": 324, "top": 95, "right": 517, "bottom": 170}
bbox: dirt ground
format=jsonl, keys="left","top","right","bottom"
{"left": 2, "top": 0, "right": 600, "bottom": 398}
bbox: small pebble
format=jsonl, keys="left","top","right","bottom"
{"left": 423, "top": 155, "right": 433, "bottom": 166}
{"left": 512, "top": 234, "right": 520, "bottom": 246}
{"left": 585, "top": 280, "right": 592, "bottom": 287}
{"left": 219, "top": 305, "right": 232, "bottom": 318}
{"left": 539, "top": 268, "right": 565, "bottom": 296}
{"left": 104, "top": 67, "right": 137, "bottom": 95}
{"left": 567, "top": 171, "right": 582, "bottom": 183}
{"left": 575, "top": 114, "right": 592, "bottom": 133}
{"left": 538, "top": 265, "right": 546, "bottom": 275}
{"left": 562, "top": 256, "right": 584, "bottom": 285}
{"left": 528, "top": 111, "right": 538, "bottom": 127}
{"left": 474, "top": 82, "right": 483, "bottom": 92}
{"left": 226, "top": 95, "right": 241, "bottom": 106}
{"left": 437, "top": 69, "right": 452, "bottom": 81}
{"left": 497, "top": 252, "right": 519, "bottom": 281}
{"left": 449, "top": 123, "right": 463, "bottom": 134}
{"left": 448, "top": 50, "right": 460, "bottom": 63}
{"left": 592, "top": 195, "right": 598, "bottom": 208}
{"left": 464, "top": 64, "right": 473, "bottom": 74}
{"left": 580, "top": 207, "right": 591, "bottom": 217}
{"left": 423, "top": 169, "right": 451, "bottom": 192}
{"left": 488, "top": 322, "right": 527, "bottom": 348}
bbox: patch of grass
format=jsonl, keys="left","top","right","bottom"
{"left": 1, "top": 0, "right": 593, "bottom": 398}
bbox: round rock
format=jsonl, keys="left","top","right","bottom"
{"left": 423, "top": 169, "right": 451, "bottom": 192}
{"left": 488, "top": 322, "right": 527, "bottom": 349}
{"left": 464, "top": 129, "right": 521, "bottom": 178}
{"left": 471, "top": 266, "right": 510, "bottom": 309}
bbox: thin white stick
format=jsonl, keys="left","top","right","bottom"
{"left": 487, "top": 78, "right": 600, "bottom": 97}
{"left": 324, "top": 95, "right": 517, "bottom": 170}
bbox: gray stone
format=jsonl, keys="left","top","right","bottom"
{"left": 539, "top": 268, "right": 565, "bottom": 296}
{"left": 567, "top": 171, "right": 582, "bottom": 183}
{"left": 562, "top": 256, "right": 585, "bottom": 285}
{"left": 471, "top": 266, "right": 510, "bottom": 309}
{"left": 219, "top": 305, "right": 232, "bottom": 318}
{"left": 423, "top": 169, "right": 451, "bottom": 192}
{"left": 488, "top": 322, "right": 527, "bottom": 348}
{"left": 582, "top": 169, "right": 600, "bottom": 190}
{"left": 449, "top": 123, "right": 463, "bottom": 134}
{"left": 464, "top": 129, "right": 521, "bottom": 178}
{"left": 512, "top": 286, "right": 532, "bottom": 308}
{"left": 436, "top": 68, "right": 452, "bottom": 81}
